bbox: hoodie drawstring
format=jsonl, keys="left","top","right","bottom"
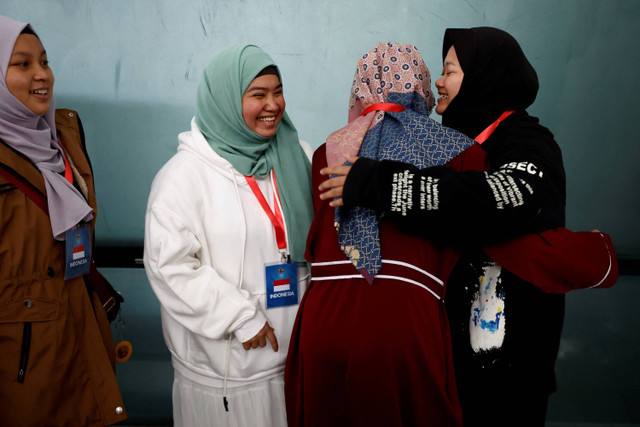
{"left": 222, "top": 338, "right": 231, "bottom": 412}
{"left": 222, "top": 170, "right": 249, "bottom": 412}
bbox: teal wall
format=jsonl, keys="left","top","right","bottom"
{"left": 2, "top": 0, "right": 639, "bottom": 257}
{"left": 3, "top": 1, "right": 640, "bottom": 425}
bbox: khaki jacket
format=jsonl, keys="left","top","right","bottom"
{"left": 0, "top": 109, "right": 127, "bottom": 426}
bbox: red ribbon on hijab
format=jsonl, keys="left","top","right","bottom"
{"left": 361, "top": 103, "right": 406, "bottom": 116}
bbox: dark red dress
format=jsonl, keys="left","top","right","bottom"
{"left": 284, "top": 143, "right": 617, "bottom": 427}
{"left": 284, "top": 144, "right": 476, "bottom": 427}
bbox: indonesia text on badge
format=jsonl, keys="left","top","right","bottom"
{"left": 265, "top": 262, "right": 298, "bottom": 309}
{"left": 65, "top": 225, "right": 91, "bottom": 279}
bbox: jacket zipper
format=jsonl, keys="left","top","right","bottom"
{"left": 17, "top": 322, "right": 32, "bottom": 383}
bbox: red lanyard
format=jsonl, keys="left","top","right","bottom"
{"left": 474, "top": 111, "right": 515, "bottom": 144}
{"left": 61, "top": 149, "right": 73, "bottom": 184}
{"left": 244, "top": 170, "right": 287, "bottom": 252}
{"left": 361, "top": 102, "right": 406, "bottom": 116}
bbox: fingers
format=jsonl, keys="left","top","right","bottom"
{"left": 318, "top": 157, "right": 359, "bottom": 176}
{"left": 242, "top": 322, "right": 278, "bottom": 351}
{"left": 318, "top": 162, "right": 355, "bottom": 208}
{"left": 318, "top": 175, "right": 346, "bottom": 192}
{"left": 328, "top": 197, "right": 344, "bottom": 207}
{"left": 318, "top": 176, "right": 346, "bottom": 207}
{"left": 318, "top": 185, "right": 344, "bottom": 201}
{"left": 266, "top": 327, "right": 279, "bottom": 352}
{"left": 319, "top": 165, "right": 351, "bottom": 178}
{"left": 242, "top": 324, "right": 263, "bottom": 350}
{"left": 242, "top": 339, "right": 260, "bottom": 350}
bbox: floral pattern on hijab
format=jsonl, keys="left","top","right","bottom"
{"left": 326, "top": 42, "right": 474, "bottom": 283}
{"left": 326, "top": 42, "right": 435, "bottom": 167}
{"left": 0, "top": 15, "right": 93, "bottom": 240}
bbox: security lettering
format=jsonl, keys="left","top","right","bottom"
{"left": 500, "top": 161, "right": 544, "bottom": 178}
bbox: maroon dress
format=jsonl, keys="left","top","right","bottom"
{"left": 284, "top": 143, "right": 617, "bottom": 427}
{"left": 284, "top": 144, "right": 478, "bottom": 427}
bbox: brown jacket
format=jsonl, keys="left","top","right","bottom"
{"left": 0, "top": 109, "right": 127, "bottom": 426}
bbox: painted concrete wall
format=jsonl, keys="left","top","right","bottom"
{"left": 2, "top": 1, "right": 640, "bottom": 424}
{"left": 2, "top": 0, "right": 639, "bottom": 256}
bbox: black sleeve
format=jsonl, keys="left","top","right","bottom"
{"left": 343, "top": 115, "right": 566, "bottom": 244}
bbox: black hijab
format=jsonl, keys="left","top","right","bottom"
{"left": 441, "top": 27, "right": 539, "bottom": 138}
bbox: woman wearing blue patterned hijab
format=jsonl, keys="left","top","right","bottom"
{"left": 285, "top": 42, "right": 474, "bottom": 427}
{"left": 325, "top": 42, "right": 474, "bottom": 282}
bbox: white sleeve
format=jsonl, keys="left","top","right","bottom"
{"left": 299, "top": 139, "right": 314, "bottom": 162}
{"left": 144, "top": 205, "right": 267, "bottom": 344}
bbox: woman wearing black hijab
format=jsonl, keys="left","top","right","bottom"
{"left": 431, "top": 27, "right": 566, "bottom": 426}
{"left": 318, "top": 27, "right": 618, "bottom": 426}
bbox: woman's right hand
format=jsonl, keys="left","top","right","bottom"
{"left": 318, "top": 156, "right": 359, "bottom": 207}
{"left": 242, "top": 321, "right": 279, "bottom": 352}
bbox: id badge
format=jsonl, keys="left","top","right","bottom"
{"left": 265, "top": 262, "right": 298, "bottom": 309}
{"left": 65, "top": 224, "right": 91, "bottom": 279}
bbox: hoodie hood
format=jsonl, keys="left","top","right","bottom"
{"left": 193, "top": 44, "right": 312, "bottom": 262}
{"left": 441, "top": 27, "right": 539, "bottom": 138}
{"left": 178, "top": 118, "right": 239, "bottom": 181}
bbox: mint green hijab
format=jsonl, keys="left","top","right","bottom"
{"left": 195, "top": 44, "right": 313, "bottom": 262}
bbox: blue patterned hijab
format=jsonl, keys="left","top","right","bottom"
{"left": 325, "top": 42, "right": 474, "bottom": 283}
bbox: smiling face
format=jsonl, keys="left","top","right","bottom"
{"left": 241, "top": 73, "right": 285, "bottom": 138}
{"left": 5, "top": 33, "right": 54, "bottom": 116}
{"left": 435, "top": 46, "right": 463, "bottom": 115}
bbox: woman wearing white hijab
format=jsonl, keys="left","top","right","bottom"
{"left": 0, "top": 15, "right": 126, "bottom": 425}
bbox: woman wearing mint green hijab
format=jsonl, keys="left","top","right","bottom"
{"left": 144, "top": 44, "right": 313, "bottom": 427}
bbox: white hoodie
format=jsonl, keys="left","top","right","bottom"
{"left": 144, "top": 118, "right": 311, "bottom": 388}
